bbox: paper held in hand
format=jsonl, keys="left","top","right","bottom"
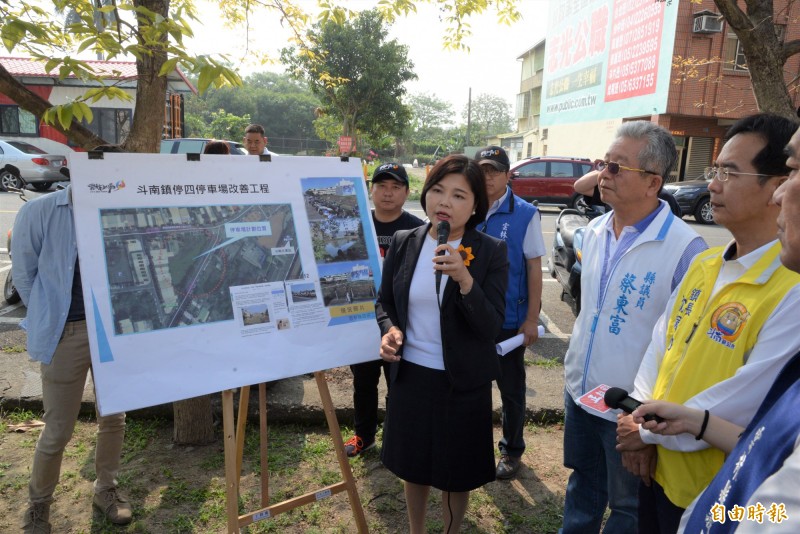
{"left": 495, "top": 325, "right": 545, "bottom": 356}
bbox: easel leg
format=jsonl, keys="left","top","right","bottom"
{"left": 259, "top": 382, "right": 269, "bottom": 506}
{"left": 222, "top": 390, "right": 239, "bottom": 533}
{"left": 314, "top": 371, "right": 369, "bottom": 533}
{"left": 236, "top": 385, "right": 251, "bottom": 485}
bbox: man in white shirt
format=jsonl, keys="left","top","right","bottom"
{"left": 617, "top": 113, "right": 800, "bottom": 533}
{"left": 243, "top": 123, "right": 275, "bottom": 156}
{"left": 561, "top": 121, "right": 706, "bottom": 533}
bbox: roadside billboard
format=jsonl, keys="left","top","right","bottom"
{"left": 540, "top": 0, "right": 680, "bottom": 126}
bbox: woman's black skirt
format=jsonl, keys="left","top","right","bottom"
{"left": 381, "top": 359, "right": 495, "bottom": 492}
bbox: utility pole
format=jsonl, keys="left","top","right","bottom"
{"left": 465, "top": 87, "right": 472, "bottom": 150}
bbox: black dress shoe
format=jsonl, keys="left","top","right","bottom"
{"left": 496, "top": 454, "right": 522, "bottom": 479}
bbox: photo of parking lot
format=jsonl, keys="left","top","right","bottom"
{"left": 317, "top": 261, "right": 376, "bottom": 307}
{"left": 100, "top": 203, "right": 303, "bottom": 335}
{"left": 302, "top": 177, "right": 369, "bottom": 263}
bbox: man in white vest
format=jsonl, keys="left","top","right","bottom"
{"left": 561, "top": 121, "right": 707, "bottom": 533}
{"left": 617, "top": 113, "right": 800, "bottom": 533}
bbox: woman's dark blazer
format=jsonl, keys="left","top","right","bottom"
{"left": 375, "top": 224, "right": 509, "bottom": 391}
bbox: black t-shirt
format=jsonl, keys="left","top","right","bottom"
{"left": 372, "top": 210, "right": 424, "bottom": 259}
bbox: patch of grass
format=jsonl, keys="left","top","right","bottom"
{"left": 199, "top": 450, "right": 225, "bottom": 470}
{"left": 160, "top": 480, "right": 210, "bottom": 506}
{"left": 258, "top": 424, "right": 309, "bottom": 474}
{"left": 527, "top": 355, "right": 563, "bottom": 369}
{"left": 506, "top": 497, "right": 564, "bottom": 533}
{"left": 19, "top": 437, "right": 37, "bottom": 449}
{"left": 168, "top": 514, "right": 196, "bottom": 532}
{"left": 1, "top": 408, "right": 40, "bottom": 424}
{"left": 122, "top": 418, "right": 162, "bottom": 461}
{"left": 0, "top": 344, "right": 26, "bottom": 353}
{"left": 0, "top": 472, "right": 27, "bottom": 492}
{"left": 301, "top": 433, "right": 332, "bottom": 461}
{"left": 64, "top": 436, "right": 88, "bottom": 458}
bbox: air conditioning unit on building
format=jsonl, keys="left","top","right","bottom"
{"left": 693, "top": 14, "right": 723, "bottom": 34}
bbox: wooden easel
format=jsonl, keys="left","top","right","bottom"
{"left": 221, "top": 371, "right": 368, "bottom": 533}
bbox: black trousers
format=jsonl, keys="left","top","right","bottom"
{"left": 639, "top": 479, "right": 685, "bottom": 534}
{"left": 349, "top": 359, "right": 391, "bottom": 441}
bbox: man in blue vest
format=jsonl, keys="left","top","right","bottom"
{"left": 475, "top": 145, "right": 545, "bottom": 480}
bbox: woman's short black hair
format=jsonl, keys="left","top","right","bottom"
{"left": 203, "top": 141, "right": 230, "bottom": 154}
{"left": 420, "top": 154, "right": 488, "bottom": 231}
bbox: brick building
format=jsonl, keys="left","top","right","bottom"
{"left": 514, "top": 0, "right": 800, "bottom": 182}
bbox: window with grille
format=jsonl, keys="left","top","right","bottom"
{"left": 724, "top": 24, "right": 784, "bottom": 72}
{"left": 0, "top": 105, "right": 38, "bottom": 136}
{"left": 80, "top": 108, "right": 132, "bottom": 144}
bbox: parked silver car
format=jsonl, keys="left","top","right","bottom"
{"left": 0, "top": 139, "right": 69, "bottom": 191}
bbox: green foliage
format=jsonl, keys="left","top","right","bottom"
{"left": 0, "top": 408, "right": 40, "bottom": 425}
{"left": 408, "top": 92, "right": 454, "bottom": 131}
{"left": 281, "top": 9, "right": 416, "bottom": 152}
{"left": 462, "top": 92, "right": 514, "bottom": 143}
{"left": 208, "top": 109, "right": 251, "bottom": 140}
{"left": 313, "top": 113, "right": 343, "bottom": 145}
{"left": 185, "top": 72, "right": 321, "bottom": 143}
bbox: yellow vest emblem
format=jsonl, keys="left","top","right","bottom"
{"left": 709, "top": 302, "right": 750, "bottom": 344}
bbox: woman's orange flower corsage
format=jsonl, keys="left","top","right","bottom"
{"left": 457, "top": 244, "right": 475, "bottom": 266}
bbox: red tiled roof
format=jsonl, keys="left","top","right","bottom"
{"left": 0, "top": 56, "right": 138, "bottom": 79}
{"left": 0, "top": 56, "right": 196, "bottom": 94}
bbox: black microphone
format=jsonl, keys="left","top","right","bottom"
{"left": 604, "top": 387, "right": 665, "bottom": 423}
{"left": 435, "top": 220, "right": 450, "bottom": 295}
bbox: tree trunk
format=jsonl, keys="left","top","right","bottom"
{"left": 714, "top": 0, "right": 796, "bottom": 119}
{"left": 126, "top": 0, "right": 170, "bottom": 153}
{"left": 172, "top": 395, "right": 215, "bottom": 445}
{"left": 127, "top": 0, "right": 216, "bottom": 444}
{"left": 0, "top": 64, "right": 107, "bottom": 149}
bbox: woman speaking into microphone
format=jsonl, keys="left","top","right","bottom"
{"left": 375, "top": 155, "right": 509, "bottom": 533}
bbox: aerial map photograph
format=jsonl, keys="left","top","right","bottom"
{"left": 100, "top": 203, "right": 303, "bottom": 335}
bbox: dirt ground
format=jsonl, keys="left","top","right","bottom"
{"left": 0, "top": 368, "right": 569, "bottom": 534}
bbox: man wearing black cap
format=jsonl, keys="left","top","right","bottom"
{"left": 475, "top": 146, "right": 545, "bottom": 479}
{"left": 344, "top": 162, "right": 423, "bottom": 457}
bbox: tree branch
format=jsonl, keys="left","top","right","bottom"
{"left": 783, "top": 39, "right": 800, "bottom": 62}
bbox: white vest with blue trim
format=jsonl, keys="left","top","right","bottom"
{"left": 564, "top": 202, "right": 700, "bottom": 422}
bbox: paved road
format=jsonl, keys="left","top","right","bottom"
{"left": 0, "top": 189, "right": 734, "bottom": 423}
{"left": 0, "top": 192, "right": 732, "bottom": 349}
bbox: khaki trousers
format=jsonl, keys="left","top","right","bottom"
{"left": 28, "top": 320, "right": 126, "bottom": 503}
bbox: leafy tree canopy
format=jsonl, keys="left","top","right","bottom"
{"left": 186, "top": 72, "right": 321, "bottom": 141}
{"left": 280, "top": 8, "right": 416, "bottom": 152}
{"left": 462, "top": 92, "right": 513, "bottom": 143}
{"left": 408, "top": 92, "right": 454, "bottom": 131}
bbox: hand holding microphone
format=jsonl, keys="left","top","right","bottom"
{"left": 434, "top": 221, "right": 449, "bottom": 295}
{"left": 604, "top": 387, "right": 665, "bottom": 423}
{"left": 432, "top": 221, "right": 474, "bottom": 294}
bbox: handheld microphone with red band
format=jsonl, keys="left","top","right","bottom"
{"left": 603, "top": 387, "right": 665, "bottom": 423}
{"left": 435, "top": 221, "right": 450, "bottom": 295}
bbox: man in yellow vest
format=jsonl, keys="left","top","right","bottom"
{"left": 616, "top": 113, "right": 800, "bottom": 533}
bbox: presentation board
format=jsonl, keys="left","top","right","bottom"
{"left": 70, "top": 153, "right": 384, "bottom": 415}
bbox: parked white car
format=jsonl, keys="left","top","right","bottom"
{"left": 0, "top": 139, "right": 69, "bottom": 191}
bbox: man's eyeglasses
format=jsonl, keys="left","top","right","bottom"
{"left": 596, "top": 160, "right": 658, "bottom": 176}
{"left": 704, "top": 166, "right": 780, "bottom": 182}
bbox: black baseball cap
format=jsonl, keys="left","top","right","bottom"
{"left": 372, "top": 162, "right": 409, "bottom": 185}
{"left": 475, "top": 146, "right": 510, "bottom": 172}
